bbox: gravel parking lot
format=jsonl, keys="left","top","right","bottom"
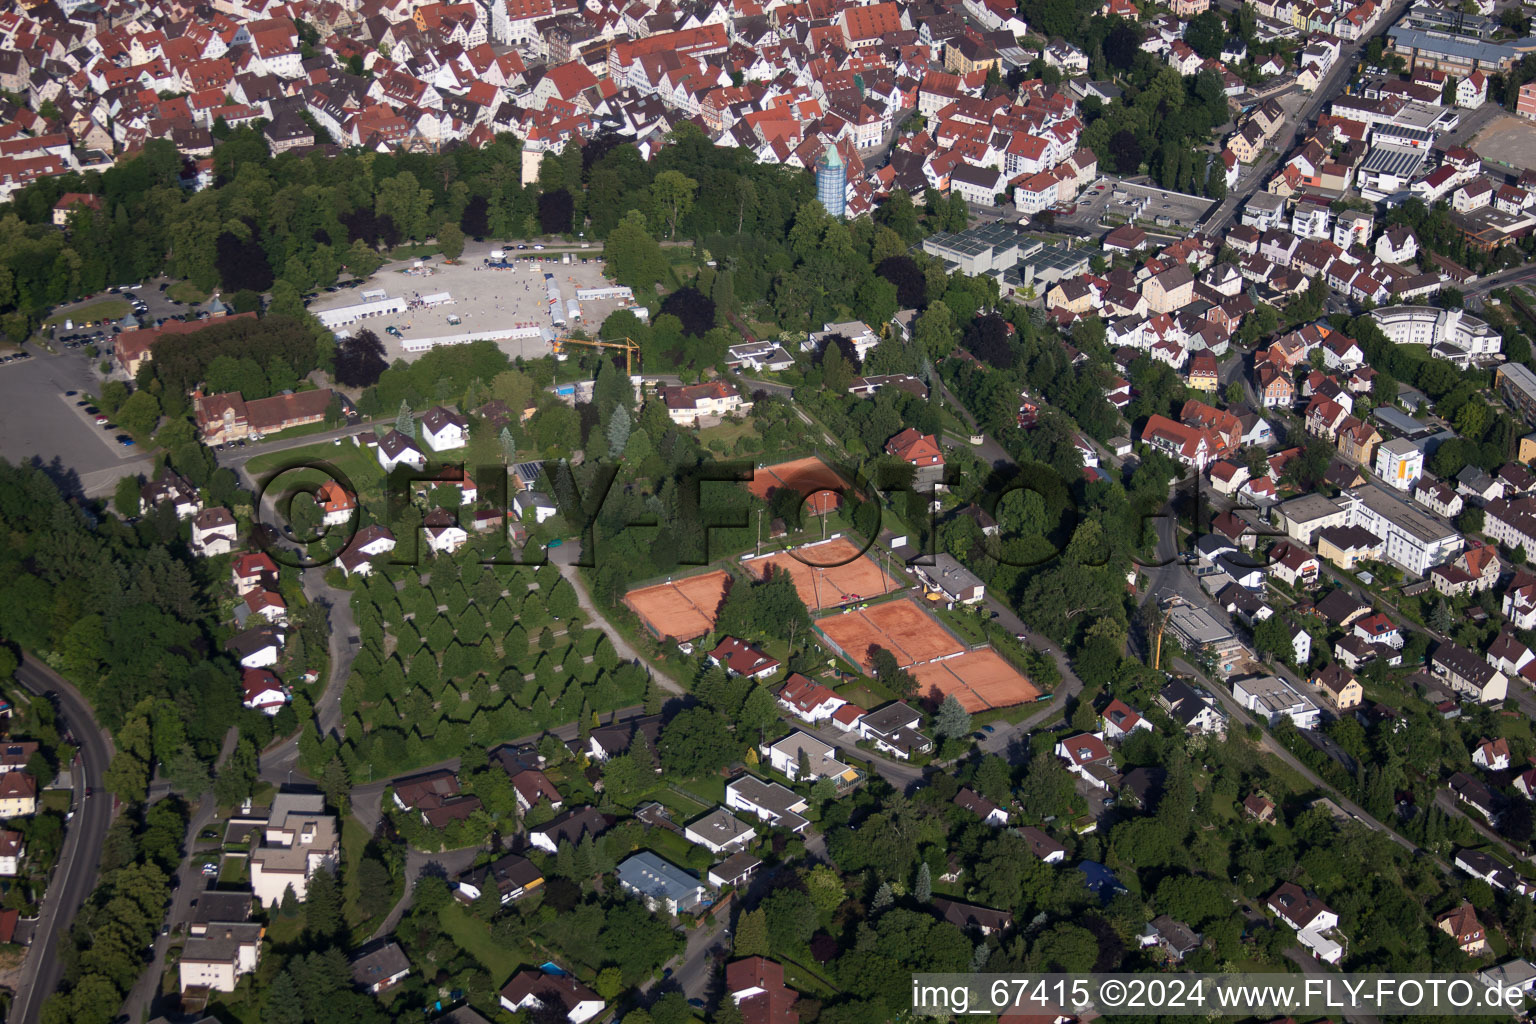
{"left": 1470, "top": 112, "right": 1536, "bottom": 172}
{"left": 308, "top": 244, "right": 637, "bottom": 362}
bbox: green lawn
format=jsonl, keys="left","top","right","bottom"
{"left": 167, "top": 281, "right": 210, "bottom": 304}
{"left": 934, "top": 604, "right": 988, "bottom": 645}
{"left": 1258, "top": 752, "right": 1317, "bottom": 796}
{"left": 245, "top": 440, "right": 386, "bottom": 505}
{"left": 266, "top": 909, "right": 306, "bottom": 947}
{"left": 41, "top": 790, "right": 71, "bottom": 814}
{"left": 637, "top": 824, "right": 698, "bottom": 865}
{"left": 650, "top": 788, "right": 709, "bottom": 820}
{"left": 440, "top": 901, "right": 523, "bottom": 983}
{"left": 45, "top": 298, "right": 130, "bottom": 328}
{"left": 341, "top": 814, "right": 372, "bottom": 931}
{"left": 782, "top": 957, "right": 839, "bottom": 998}
{"left": 255, "top": 416, "right": 340, "bottom": 444}
{"left": 218, "top": 855, "right": 249, "bottom": 886}
{"left": 696, "top": 418, "right": 760, "bottom": 452}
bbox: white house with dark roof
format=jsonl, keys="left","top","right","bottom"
{"left": 726, "top": 775, "right": 810, "bottom": 833}
{"left": 500, "top": 970, "right": 604, "bottom": 1023}
{"left": 421, "top": 405, "right": 470, "bottom": 451}
{"left": 191, "top": 507, "right": 239, "bottom": 556}
{"left": 683, "top": 808, "right": 756, "bottom": 854}
{"left": 857, "top": 702, "right": 932, "bottom": 759}
{"left": 954, "top": 787, "right": 1008, "bottom": 826}
{"left": 1267, "top": 882, "right": 1344, "bottom": 963}
{"left": 377, "top": 429, "right": 427, "bottom": 471}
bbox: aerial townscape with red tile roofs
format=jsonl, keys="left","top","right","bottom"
{"left": 13, "top": 0, "right": 1536, "bottom": 1018}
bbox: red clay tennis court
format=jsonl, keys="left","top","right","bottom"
{"left": 623, "top": 570, "right": 731, "bottom": 642}
{"left": 742, "top": 537, "right": 900, "bottom": 610}
{"left": 746, "top": 457, "right": 849, "bottom": 515}
{"left": 815, "top": 597, "right": 964, "bottom": 670}
{"left": 911, "top": 649, "right": 1040, "bottom": 712}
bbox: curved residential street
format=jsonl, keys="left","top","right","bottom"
{"left": 9, "top": 656, "right": 114, "bottom": 1024}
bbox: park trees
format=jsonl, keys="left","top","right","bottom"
{"left": 651, "top": 170, "right": 698, "bottom": 240}
{"left": 658, "top": 707, "right": 739, "bottom": 777}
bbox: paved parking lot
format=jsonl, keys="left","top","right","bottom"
{"left": 308, "top": 242, "right": 636, "bottom": 362}
{"left": 1090, "top": 178, "right": 1216, "bottom": 232}
{"left": 43, "top": 276, "right": 210, "bottom": 348}
{"left": 0, "top": 344, "right": 149, "bottom": 497}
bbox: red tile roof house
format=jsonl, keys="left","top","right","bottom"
{"left": 726, "top": 956, "right": 799, "bottom": 1024}
{"left": 1473, "top": 737, "right": 1512, "bottom": 771}
{"left": 1436, "top": 901, "right": 1487, "bottom": 955}
{"left": 239, "top": 588, "right": 287, "bottom": 627}
{"left": 509, "top": 768, "right": 563, "bottom": 813}
{"left": 659, "top": 381, "right": 746, "bottom": 426}
{"left": 1054, "top": 732, "right": 1119, "bottom": 789}
{"left": 885, "top": 427, "right": 946, "bottom": 485}
{"left": 240, "top": 668, "right": 289, "bottom": 716}
{"left": 1139, "top": 414, "right": 1217, "bottom": 470}
{"left": 231, "top": 552, "right": 277, "bottom": 595}
{"left": 1100, "top": 699, "right": 1152, "bottom": 741}
{"left": 830, "top": 703, "right": 866, "bottom": 732}
{"left": 777, "top": 673, "right": 848, "bottom": 724}
{"left": 52, "top": 191, "right": 102, "bottom": 226}
{"left": 708, "top": 637, "right": 782, "bottom": 680}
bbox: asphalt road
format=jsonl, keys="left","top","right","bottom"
{"left": 215, "top": 419, "right": 383, "bottom": 472}
{"left": 10, "top": 656, "right": 114, "bottom": 1024}
{"left": 257, "top": 565, "right": 360, "bottom": 787}
{"left": 1200, "top": 0, "right": 1413, "bottom": 236}
{"left": 1466, "top": 261, "right": 1536, "bottom": 298}
{"left": 235, "top": 457, "right": 367, "bottom": 787}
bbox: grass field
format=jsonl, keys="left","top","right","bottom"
{"left": 440, "top": 901, "right": 522, "bottom": 982}
{"left": 45, "top": 298, "right": 130, "bottom": 328}
{"left": 167, "top": 281, "right": 210, "bottom": 304}
{"left": 246, "top": 440, "right": 386, "bottom": 504}
{"left": 697, "top": 416, "right": 760, "bottom": 446}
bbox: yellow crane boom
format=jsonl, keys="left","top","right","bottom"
{"left": 551, "top": 336, "right": 641, "bottom": 375}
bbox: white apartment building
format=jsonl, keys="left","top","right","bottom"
{"left": 250, "top": 793, "right": 339, "bottom": 907}
{"left": 1339, "top": 484, "right": 1462, "bottom": 576}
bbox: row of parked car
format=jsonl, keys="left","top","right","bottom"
{"left": 69, "top": 392, "right": 134, "bottom": 446}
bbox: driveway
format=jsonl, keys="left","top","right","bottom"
{"left": 369, "top": 845, "right": 483, "bottom": 941}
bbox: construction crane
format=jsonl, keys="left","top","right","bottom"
{"left": 550, "top": 336, "right": 641, "bottom": 375}
{"left": 1152, "top": 603, "right": 1169, "bottom": 672}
